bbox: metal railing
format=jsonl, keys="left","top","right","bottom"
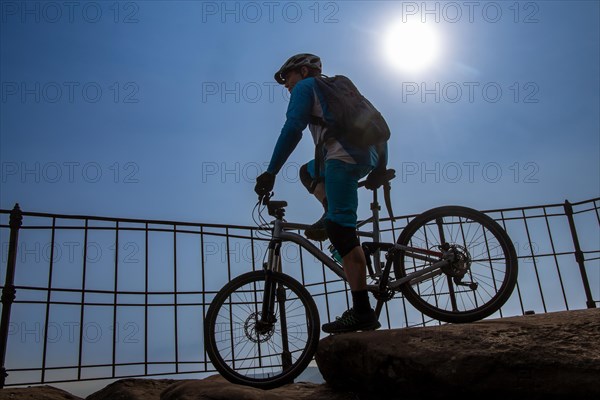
{"left": 0, "top": 197, "right": 598, "bottom": 387}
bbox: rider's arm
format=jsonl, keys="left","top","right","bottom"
{"left": 374, "top": 141, "right": 388, "bottom": 172}
{"left": 266, "top": 79, "right": 315, "bottom": 175}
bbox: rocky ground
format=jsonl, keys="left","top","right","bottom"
{"left": 0, "top": 308, "right": 598, "bottom": 400}
{"left": 316, "top": 308, "right": 600, "bottom": 399}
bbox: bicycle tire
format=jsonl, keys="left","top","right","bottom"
{"left": 204, "top": 271, "right": 320, "bottom": 389}
{"left": 395, "top": 206, "right": 518, "bottom": 323}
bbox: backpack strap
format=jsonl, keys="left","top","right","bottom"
{"left": 308, "top": 115, "right": 332, "bottom": 192}
{"left": 309, "top": 115, "right": 326, "bottom": 127}
{"left": 309, "top": 140, "right": 326, "bottom": 193}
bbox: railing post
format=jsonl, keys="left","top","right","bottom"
{"left": 564, "top": 200, "right": 596, "bottom": 309}
{"left": 0, "top": 203, "right": 23, "bottom": 388}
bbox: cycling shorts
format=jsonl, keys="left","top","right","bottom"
{"left": 306, "top": 159, "right": 372, "bottom": 228}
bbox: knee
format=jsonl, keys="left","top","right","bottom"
{"left": 299, "top": 163, "right": 314, "bottom": 193}
{"left": 325, "top": 220, "right": 360, "bottom": 257}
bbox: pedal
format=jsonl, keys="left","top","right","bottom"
{"left": 455, "top": 280, "right": 478, "bottom": 290}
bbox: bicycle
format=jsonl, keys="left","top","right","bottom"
{"left": 204, "top": 169, "right": 518, "bottom": 389}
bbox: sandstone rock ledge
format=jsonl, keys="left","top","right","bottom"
{"left": 160, "top": 375, "right": 354, "bottom": 400}
{"left": 0, "top": 385, "right": 83, "bottom": 400}
{"left": 82, "top": 375, "right": 354, "bottom": 400}
{"left": 0, "top": 376, "right": 355, "bottom": 400}
{"left": 1, "top": 309, "right": 598, "bottom": 400}
{"left": 316, "top": 308, "right": 600, "bottom": 399}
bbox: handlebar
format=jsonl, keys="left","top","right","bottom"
{"left": 258, "top": 192, "right": 288, "bottom": 217}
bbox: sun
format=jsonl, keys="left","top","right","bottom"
{"left": 383, "top": 21, "right": 440, "bottom": 73}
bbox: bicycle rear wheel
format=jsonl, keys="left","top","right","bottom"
{"left": 204, "top": 271, "right": 320, "bottom": 389}
{"left": 395, "top": 206, "right": 518, "bottom": 323}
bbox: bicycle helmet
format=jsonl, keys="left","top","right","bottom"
{"left": 274, "top": 53, "right": 322, "bottom": 84}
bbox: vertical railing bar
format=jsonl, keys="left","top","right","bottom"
{"left": 393, "top": 217, "right": 412, "bottom": 328}
{"left": 41, "top": 216, "right": 57, "bottom": 384}
{"left": 112, "top": 221, "right": 119, "bottom": 378}
{"left": 250, "top": 230, "right": 256, "bottom": 272}
{"left": 564, "top": 200, "right": 596, "bottom": 308}
{"left": 225, "top": 228, "right": 231, "bottom": 281}
{"left": 522, "top": 209, "right": 547, "bottom": 313}
{"left": 225, "top": 227, "right": 235, "bottom": 370}
{"left": 463, "top": 216, "right": 484, "bottom": 312}
{"left": 254, "top": 236, "right": 263, "bottom": 371}
{"left": 543, "top": 207, "right": 569, "bottom": 309}
{"left": 173, "top": 225, "right": 179, "bottom": 374}
{"left": 200, "top": 226, "right": 207, "bottom": 371}
{"left": 0, "top": 204, "right": 22, "bottom": 388}
{"left": 144, "top": 223, "right": 149, "bottom": 376}
{"left": 402, "top": 215, "right": 411, "bottom": 328}
{"left": 251, "top": 230, "right": 264, "bottom": 369}
{"left": 297, "top": 230, "right": 306, "bottom": 286}
{"left": 498, "top": 210, "right": 525, "bottom": 314}
{"left": 77, "top": 219, "right": 89, "bottom": 380}
{"left": 319, "top": 241, "right": 332, "bottom": 323}
{"left": 418, "top": 219, "right": 431, "bottom": 327}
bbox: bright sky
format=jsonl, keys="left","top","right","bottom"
{"left": 0, "top": 0, "right": 599, "bottom": 396}
{"left": 1, "top": 1, "right": 598, "bottom": 225}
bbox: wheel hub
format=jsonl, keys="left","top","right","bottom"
{"left": 244, "top": 312, "right": 276, "bottom": 343}
{"left": 440, "top": 244, "right": 471, "bottom": 278}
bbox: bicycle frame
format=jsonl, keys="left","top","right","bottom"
{"left": 259, "top": 188, "right": 452, "bottom": 318}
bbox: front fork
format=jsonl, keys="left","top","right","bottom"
{"left": 260, "top": 240, "right": 292, "bottom": 369}
{"left": 260, "top": 240, "right": 281, "bottom": 322}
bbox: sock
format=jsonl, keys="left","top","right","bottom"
{"left": 351, "top": 290, "right": 371, "bottom": 314}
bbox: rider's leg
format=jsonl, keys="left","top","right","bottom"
{"left": 321, "top": 160, "right": 380, "bottom": 333}
{"left": 343, "top": 246, "right": 371, "bottom": 316}
{"left": 342, "top": 245, "right": 367, "bottom": 291}
{"left": 324, "top": 220, "right": 371, "bottom": 314}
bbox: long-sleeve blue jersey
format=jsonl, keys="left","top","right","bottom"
{"left": 266, "top": 77, "right": 388, "bottom": 175}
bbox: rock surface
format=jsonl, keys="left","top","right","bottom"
{"left": 1, "top": 309, "right": 598, "bottom": 399}
{"left": 316, "top": 308, "right": 600, "bottom": 399}
{"left": 0, "top": 385, "right": 83, "bottom": 400}
{"left": 160, "top": 375, "right": 354, "bottom": 400}
{"left": 85, "top": 378, "right": 177, "bottom": 400}
{"left": 0, "top": 375, "right": 354, "bottom": 400}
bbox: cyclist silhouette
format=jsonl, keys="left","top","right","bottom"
{"left": 255, "top": 53, "right": 388, "bottom": 333}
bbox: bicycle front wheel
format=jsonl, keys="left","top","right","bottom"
{"left": 395, "top": 206, "right": 518, "bottom": 323}
{"left": 204, "top": 271, "right": 320, "bottom": 389}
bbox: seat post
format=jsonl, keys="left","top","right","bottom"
{"left": 370, "top": 188, "right": 383, "bottom": 274}
{"left": 370, "top": 188, "right": 382, "bottom": 238}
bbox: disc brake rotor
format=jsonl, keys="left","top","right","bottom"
{"left": 440, "top": 244, "right": 472, "bottom": 278}
{"left": 244, "top": 312, "right": 276, "bottom": 343}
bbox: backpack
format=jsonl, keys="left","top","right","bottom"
{"left": 313, "top": 75, "right": 390, "bottom": 148}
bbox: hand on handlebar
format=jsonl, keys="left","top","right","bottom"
{"left": 255, "top": 172, "right": 275, "bottom": 202}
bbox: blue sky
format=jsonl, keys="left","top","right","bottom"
{"left": 0, "top": 0, "right": 599, "bottom": 395}
{"left": 1, "top": 0, "right": 598, "bottom": 225}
